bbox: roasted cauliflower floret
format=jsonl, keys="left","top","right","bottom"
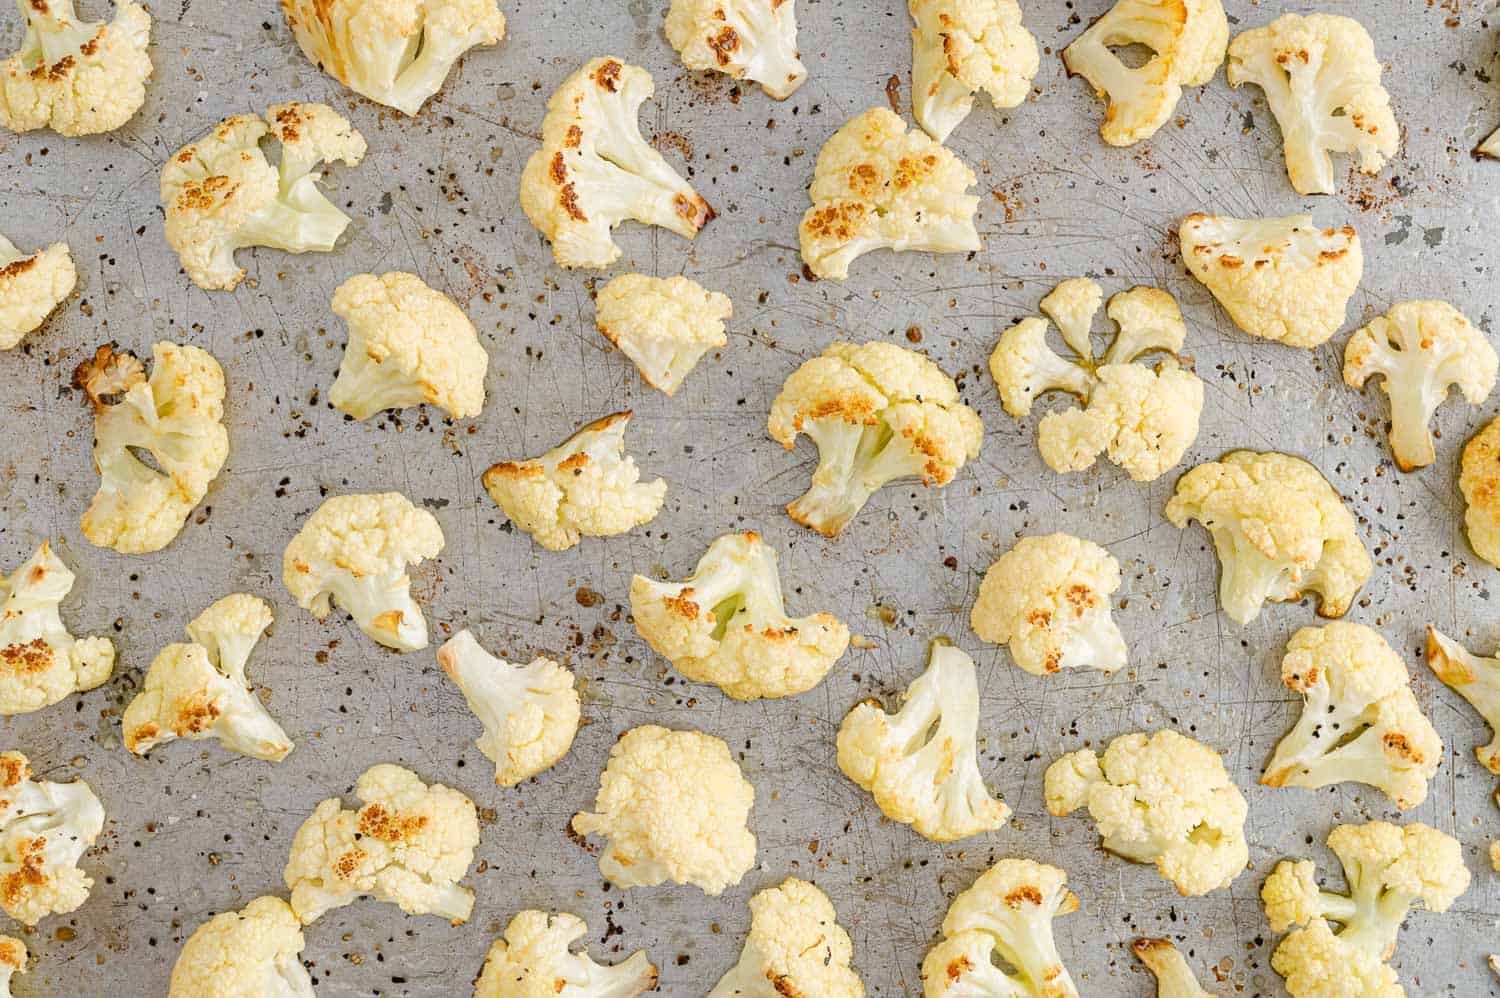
{"left": 909, "top": 0, "right": 1039, "bottom": 142}
{"left": 168, "top": 896, "right": 312, "bottom": 998}
{"left": 709, "top": 878, "right": 865, "bottom": 998}
{"left": 0, "top": 0, "right": 150, "bottom": 136}
{"left": 1133, "top": 938, "right": 1213, "bottom": 998}
{"left": 665, "top": 0, "right": 807, "bottom": 100}
{"left": 476, "top": 909, "right": 657, "bottom": 998}
{"left": 1481, "top": 124, "right": 1500, "bottom": 160}
{"left": 0, "top": 936, "right": 23, "bottom": 998}
{"left": 0, "top": 543, "right": 114, "bottom": 717}
{"left": 1461, "top": 414, "right": 1500, "bottom": 568}
{"left": 1425, "top": 627, "right": 1500, "bottom": 775}
{"left": 594, "top": 273, "right": 731, "bottom": 395}
{"left": 0, "top": 235, "right": 74, "bottom": 349}
{"left": 0, "top": 751, "right": 103, "bottom": 925}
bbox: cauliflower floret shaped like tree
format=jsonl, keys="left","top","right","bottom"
{"left": 799, "top": 107, "right": 980, "bottom": 280}
{"left": 520, "top": 58, "right": 713, "bottom": 269}
{"left": 1164, "top": 450, "right": 1371, "bottom": 625}
{"left": 475, "top": 909, "right": 657, "bottom": 998}
{"left": 282, "top": 492, "right": 444, "bottom": 652}
{"left": 919, "top": 858, "right": 1079, "bottom": 998}
{"left": 665, "top": 0, "right": 807, "bottom": 100}
{"left": 571, "top": 725, "right": 756, "bottom": 895}
{"left": 769, "top": 340, "right": 983, "bottom": 536}
{"left": 909, "top": 0, "right": 1039, "bottom": 142}
{"left": 1344, "top": 300, "right": 1496, "bottom": 471}
{"left": 436, "top": 629, "right": 579, "bottom": 787}
{"left": 168, "top": 896, "right": 313, "bottom": 998}
{"left": 0, "top": 235, "right": 74, "bottom": 349}
{"left": 630, "top": 531, "right": 850, "bottom": 701}
{"left": 74, "top": 341, "right": 229, "bottom": 554}
{"left": 1132, "top": 939, "right": 1213, "bottom": 998}
{"left": 1425, "top": 626, "right": 1500, "bottom": 776}
{"left": 1226, "top": 13, "right": 1398, "bottom": 195}
{"left": 1262, "top": 622, "right": 1440, "bottom": 809}
{"left": 483, "top": 411, "right": 665, "bottom": 551}
{"left": 1062, "top": 0, "right": 1227, "bottom": 145}
{"left": 709, "top": 878, "right": 865, "bottom": 998}
{"left": 970, "top": 533, "right": 1127, "bottom": 676}
{"left": 0, "top": 542, "right": 114, "bottom": 717}
{"left": 160, "top": 103, "right": 367, "bottom": 291}
{"left": 282, "top": 0, "right": 503, "bottom": 116}
{"left": 0, "top": 935, "right": 23, "bottom": 998}
{"left": 1044, "top": 729, "right": 1248, "bottom": 896}
{"left": 595, "top": 273, "right": 731, "bottom": 396}
{"left": 0, "top": 0, "right": 150, "bottom": 135}
{"left": 1461, "top": 414, "right": 1500, "bottom": 568}
{"left": 837, "top": 639, "right": 1009, "bottom": 842}
{"left": 0, "top": 751, "right": 103, "bottom": 925}
{"left": 1179, "top": 212, "right": 1362, "bottom": 349}
{"left": 283, "top": 763, "right": 479, "bottom": 924}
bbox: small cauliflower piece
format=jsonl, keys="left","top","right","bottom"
{"left": 709, "top": 878, "right": 865, "bottom": 998}
{"left": 0, "top": 0, "right": 150, "bottom": 136}
{"left": 665, "top": 0, "right": 807, "bottom": 100}
{"left": 571, "top": 725, "right": 756, "bottom": 895}
{"left": 0, "top": 542, "right": 114, "bottom": 717}
{"left": 475, "top": 909, "right": 657, "bottom": 998}
{"left": 629, "top": 531, "right": 849, "bottom": 701}
{"left": 970, "top": 533, "right": 1126, "bottom": 676}
{"left": 284, "top": 763, "right": 479, "bottom": 924}
{"left": 482, "top": 411, "right": 665, "bottom": 551}
{"left": 594, "top": 273, "right": 731, "bottom": 395}
{"left": 436, "top": 629, "right": 579, "bottom": 786}
{"left": 909, "top": 0, "right": 1039, "bottom": 142}
{"left": 1226, "top": 13, "right": 1398, "bottom": 195}
{"left": 1165, "top": 450, "right": 1371, "bottom": 624}
{"left": 1480, "top": 125, "right": 1500, "bottom": 160}
{"left": 0, "top": 235, "right": 74, "bottom": 349}
{"left": 168, "top": 896, "right": 312, "bottom": 998}
{"left": 1344, "top": 300, "right": 1497, "bottom": 471}
{"left": 837, "top": 639, "right": 1009, "bottom": 842}
{"left": 0, "top": 936, "right": 24, "bottom": 998}
{"left": 0, "top": 751, "right": 103, "bottom": 925}
{"left": 74, "top": 341, "right": 229, "bottom": 554}
{"left": 282, "top": 492, "right": 444, "bottom": 651}
{"left": 1462, "top": 414, "right": 1500, "bottom": 568}
{"left": 1425, "top": 626, "right": 1500, "bottom": 775}
{"left": 799, "top": 107, "right": 980, "bottom": 280}
{"left": 160, "top": 103, "right": 367, "bottom": 291}
{"left": 1133, "top": 939, "right": 1213, "bottom": 998}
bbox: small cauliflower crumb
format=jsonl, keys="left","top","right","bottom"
{"left": 595, "top": 273, "right": 731, "bottom": 395}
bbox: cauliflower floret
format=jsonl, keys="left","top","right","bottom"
{"left": 629, "top": 531, "right": 850, "bottom": 700}
{"left": 283, "top": 763, "right": 479, "bottom": 924}
{"left": 970, "top": 533, "right": 1126, "bottom": 676}
{"left": 475, "top": 909, "right": 657, "bottom": 998}
{"left": 1271, "top": 917, "right": 1403, "bottom": 998}
{"left": 482, "top": 410, "right": 666, "bottom": 551}
{"left": 73, "top": 341, "right": 229, "bottom": 554}
{"left": 665, "top": 0, "right": 807, "bottom": 100}
{"left": 160, "top": 103, "right": 367, "bottom": 291}
{"left": 0, "top": 936, "right": 23, "bottom": 998}
{"left": 919, "top": 858, "right": 1079, "bottom": 998}
{"left": 282, "top": 0, "right": 504, "bottom": 116}
{"left": 1132, "top": 939, "right": 1212, "bottom": 998}
{"left": 168, "top": 896, "right": 312, "bottom": 998}
{"left": 1178, "top": 212, "right": 1362, "bottom": 349}
{"left": 768, "top": 340, "right": 983, "bottom": 536}
{"left": 1343, "top": 300, "right": 1496, "bottom": 471}
{"left": 282, "top": 492, "right": 445, "bottom": 652}
{"left": 595, "top": 273, "right": 731, "bottom": 395}
{"left": 1226, "top": 13, "right": 1398, "bottom": 195}
{"left": 436, "top": 629, "right": 580, "bottom": 786}
{"left": 837, "top": 639, "right": 1009, "bottom": 842}
{"left": 0, "top": 235, "right": 74, "bottom": 349}
{"left": 1425, "top": 626, "right": 1500, "bottom": 775}
{"left": 0, "top": 542, "right": 114, "bottom": 717}
{"left": 0, "top": 751, "right": 103, "bottom": 925}
{"left": 571, "top": 725, "right": 756, "bottom": 895}
{"left": 1044, "top": 729, "right": 1248, "bottom": 896}
{"left": 0, "top": 0, "right": 150, "bottom": 135}
{"left": 799, "top": 107, "right": 980, "bottom": 280}
{"left": 1164, "top": 450, "right": 1371, "bottom": 624}
{"left": 1461, "top": 414, "right": 1500, "bottom": 568}
{"left": 709, "top": 878, "right": 865, "bottom": 998}
{"left": 1062, "top": 0, "right": 1228, "bottom": 145}
{"left": 909, "top": 0, "right": 1039, "bottom": 142}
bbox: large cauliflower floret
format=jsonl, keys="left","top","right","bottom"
{"left": 1062, "top": 0, "right": 1227, "bottom": 146}
{"left": 1461, "top": 414, "right": 1500, "bottom": 568}
{"left": 799, "top": 107, "right": 980, "bottom": 280}
{"left": 0, "top": 235, "right": 74, "bottom": 349}
{"left": 282, "top": 0, "right": 504, "bottom": 116}
{"left": 595, "top": 273, "right": 731, "bottom": 396}
{"left": 709, "top": 878, "right": 865, "bottom": 998}
{"left": 482, "top": 411, "right": 666, "bottom": 551}
{"left": 168, "top": 896, "right": 312, "bottom": 998}
{"left": 769, "top": 340, "right": 983, "bottom": 537}
{"left": 1178, "top": 212, "right": 1362, "bottom": 349}
{"left": 909, "top": 0, "right": 1039, "bottom": 142}
{"left": 837, "top": 640, "right": 1009, "bottom": 842}
{"left": 520, "top": 58, "right": 713, "bottom": 269}
{"left": 436, "top": 629, "right": 579, "bottom": 787}
{"left": 970, "top": 533, "right": 1126, "bottom": 676}
{"left": 283, "top": 763, "right": 479, "bottom": 924}
{"left": 0, "top": 542, "right": 114, "bottom": 717}
{"left": 0, "top": 0, "right": 150, "bottom": 135}
{"left": 665, "top": 0, "right": 807, "bottom": 100}
{"left": 571, "top": 725, "right": 756, "bottom": 895}
{"left": 74, "top": 341, "right": 229, "bottom": 554}
{"left": 1425, "top": 627, "right": 1500, "bottom": 775}
{"left": 0, "top": 751, "right": 103, "bottom": 926}
{"left": 1226, "top": 13, "right": 1398, "bottom": 195}
{"left": 1164, "top": 450, "right": 1371, "bottom": 624}
{"left": 1263, "top": 623, "right": 1440, "bottom": 809}
{"left": 160, "top": 103, "right": 367, "bottom": 291}
{"left": 1044, "top": 729, "right": 1248, "bottom": 896}
{"left": 629, "top": 531, "right": 850, "bottom": 701}
{"left": 0, "top": 936, "right": 24, "bottom": 998}
{"left": 1343, "top": 300, "right": 1496, "bottom": 471}
{"left": 475, "top": 909, "right": 657, "bottom": 998}
{"left": 1132, "top": 939, "right": 1212, "bottom": 998}
{"left": 919, "top": 858, "right": 1080, "bottom": 998}
{"left": 282, "top": 492, "right": 445, "bottom": 652}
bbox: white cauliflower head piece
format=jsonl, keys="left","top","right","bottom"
{"left": 709, "top": 878, "right": 865, "bottom": 998}
{"left": 476, "top": 909, "right": 658, "bottom": 998}
{"left": 0, "top": 235, "right": 74, "bottom": 349}
{"left": 665, "top": 0, "right": 807, "bottom": 99}
{"left": 1425, "top": 626, "right": 1500, "bottom": 776}
{"left": 595, "top": 273, "right": 731, "bottom": 396}
{"left": 0, "top": 752, "right": 103, "bottom": 925}
{"left": 168, "top": 896, "right": 312, "bottom": 998}
{"left": 1461, "top": 414, "right": 1500, "bottom": 569}
{"left": 0, "top": 0, "right": 150, "bottom": 135}
{"left": 0, "top": 936, "right": 23, "bottom": 998}
{"left": 0, "top": 542, "right": 114, "bottom": 717}
{"left": 909, "top": 0, "right": 1039, "bottom": 142}
{"left": 1132, "top": 939, "right": 1212, "bottom": 998}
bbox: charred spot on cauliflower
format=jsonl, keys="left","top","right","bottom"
{"left": 665, "top": 0, "right": 807, "bottom": 100}
{"left": 0, "top": 0, "right": 151, "bottom": 136}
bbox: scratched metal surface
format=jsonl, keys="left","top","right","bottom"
{"left": 1, "top": 0, "right": 1498, "bottom": 994}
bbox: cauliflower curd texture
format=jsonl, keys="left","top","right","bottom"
{"left": 1132, "top": 938, "right": 1213, "bottom": 998}
{"left": 595, "top": 273, "right": 731, "bottom": 396}
{"left": 0, "top": 234, "right": 74, "bottom": 349}
{"left": 1461, "top": 414, "right": 1500, "bottom": 569}
{"left": 909, "top": 0, "right": 1039, "bottom": 142}
{"left": 0, "top": 751, "right": 103, "bottom": 925}
{"left": 0, "top": 0, "right": 151, "bottom": 136}
{"left": 476, "top": 909, "right": 658, "bottom": 998}
{"left": 168, "top": 896, "right": 312, "bottom": 998}
{"left": 665, "top": 0, "right": 807, "bottom": 100}
{"left": 0, "top": 543, "right": 114, "bottom": 717}
{"left": 709, "top": 878, "right": 865, "bottom": 998}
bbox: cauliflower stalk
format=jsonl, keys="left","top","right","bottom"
{"left": 1426, "top": 626, "right": 1500, "bottom": 775}
{"left": 909, "top": 0, "right": 1039, "bottom": 142}
{"left": 1461, "top": 414, "right": 1500, "bottom": 569}
{"left": 168, "top": 896, "right": 312, "bottom": 998}
{"left": 709, "top": 878, "right": 865, "bottom": 998}
{"left": 0, "top": 751, "right": 103, "bottom": 925}
{"left": 1132, "top": 939, "right": 1212, "bottom": 998}
{"left": 0, "top": 235, "right": 74, "bottom": 349}
{"left": 0, "top": 0, "right": 151, "bottom": 136}
{"left": 475, "top": 909, "right": 657, "bottom": 998}
{"left": 665, "top": 0, "right": 807, "bottom": 100}
{"left": 0, "top": 936, "right": 23, "bottom": 998}
{"left": 0, "top": 542, "right": 114, "bottom": 717}
{"left": 594, "top": 273, "right": 731, "bottom": 396}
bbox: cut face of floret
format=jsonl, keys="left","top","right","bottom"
{"left": 1132, "top": 939, "right": 1212, "bottom": 998}
{"left": 1461, "top": 415, "right": 1500, "bottom": 569}
{"left": 476, "top": 910, "right": 658, "bottom": 998}
{"left": 909, "top": 0, "right": 1039, "bottom": 142}
{"left": 665, "top": 0, "right": 807, "bottom": 99}
{"left": 1426, "top": 627, "right": 1500, "bottom": 775}
{"left": 0, "top": 235, "right": 74, "bottom": 349}
{"left": 709, "top": 878, "right": 865, "bottom": 998}
{"left": 0, "top": 0, "right": 151, "bottom": 136}
{"left": 0, "top": 543, "right": 114, "bottom": 717}
{"left": 595, "top": 273, "right": 731, "bottom": 396}
{"left": 630, "top": 531, "right": 850, "bottom": 700}
{"left": 168, "top": 896, "right": 312, "bottom": 998}
{"left": 0, "top": 751, "right": 103, "bottom": 925}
